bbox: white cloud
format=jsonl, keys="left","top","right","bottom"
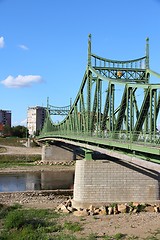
{"left": 12, "top": 121, "right": 18, "bottom": 126}
{"left": 12, "top": 119, "right": 27, "bottom": 126}
{"left": 20, "top": 119, "right": 27, "bottom": 126}
{"left": 19, "top": 44, "right": 29, "bottom": 50}
{"left": 0, "top": 36, "right": 5, "bottom": 48}
{"left": 1, "top": 75, "right": 43, "bottom": 88}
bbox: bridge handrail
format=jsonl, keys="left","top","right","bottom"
{"left": 38, "top": 36, "right": 160, "bottom": 164}
{"left": 91, "top": 53, "right": 146, "bottom": 66}
{"left": 37, "top": 131, "right": 160, "bottom": 163}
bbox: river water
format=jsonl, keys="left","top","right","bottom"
{"left": 0, "top": 171, "right": 74, "bottom": 192}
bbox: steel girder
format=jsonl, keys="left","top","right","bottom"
{"left": 40, "top": 35, "right": 160, "bottom": 148}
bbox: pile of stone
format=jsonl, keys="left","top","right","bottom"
{"left": 56, "top": 199, "right": 160, "bottom": 216}
{"left": 34, "top": 160, "right": 75, "bottom": 166}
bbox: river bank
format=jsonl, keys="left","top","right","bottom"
{"left": 0, "top": 141, "right": 75, "bottom": 209}
{"left": 0, "top": 142, "right": 160, "bottom": 239}
{"left": 0, "top": 190, "right": 159, "bottom": 240}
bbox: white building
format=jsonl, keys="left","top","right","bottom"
{"left": 27, "top": 106, "right": 46, "bottom": 136}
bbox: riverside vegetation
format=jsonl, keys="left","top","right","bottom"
{"left": 0, "top": 137, "right": 160, "bottom": 239}
{"left": 0, "top": 137, "right": 41, "bottom": 168}
{"left": 0, "top": 203, "right": 160, "bottom": 240}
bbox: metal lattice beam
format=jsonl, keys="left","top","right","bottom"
{"left": 39, "top": 35, "right": 160, "bottom": 161}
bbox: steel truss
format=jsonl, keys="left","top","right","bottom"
{"left": 40, "top": 35, "right": 160, "bottom": 160}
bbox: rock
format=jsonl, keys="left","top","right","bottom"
{"left": 108, "top": 206, "right": 113, "bottom": 215}
{"left": 113, "top": 205, "right": 118, "bottom": 215}
{"left": 67, "top": 206, "right": 74, "bottom": 213}
{"left": 73, "top": 209, "right": 89, "bottom": 217}
{"left": 132, "top": 202, "right": 139, "bottom": 207}
{"left": 88, "top": 204, "right": 95, "bottom": 212}
{"left": 60, "top": 204, "right": 70, "bottom": 213}
{"left": 88, "top": 204, "right": 97, "bottom": 215}
{"left": 145, "top": 205, "right": 155, "bottom": 213}
{"left": 133, "top": 208, "right": 138, "bottom": 213}
{"left": 66, "top": 199, "right": 72, "bottom": 207}
{"left": 154, "top": 205, "right": 159, "bottom": 213}
{"left": 62, "top": 208, "right": 70, "bottom": 213}
{"left": 99, "top": 206, "right": 107, "bottom": 215}
{"left": 94, "top": 208, "right": 101, "bottom": 215}
{"left": 57, "top": 203, "right": 65, "bottom": 211}
{"left": 117, "top": 204, "right": 127, "bottom": 213}
{"left": 57, "top": 203, "right": 70, "bottom": 213}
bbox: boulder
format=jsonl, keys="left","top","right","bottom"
{"left": 73, "top": 209, "right": 89, "bottom": 217}
{"left": 117, "top": 204, "right": 127, "bottom": 213}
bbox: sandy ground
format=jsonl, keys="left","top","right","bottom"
{"left": 0, "top": 191, "right": 159, "bottom": 239}
{"left": 0, "top": 144, "right": 42, "bottom": 155}
{"left": 0, "top": 145, "right": 160, "bottom": 239}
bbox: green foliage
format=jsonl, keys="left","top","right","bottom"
{"left": 102, "top": 233, "right": 126, "bottom": 240}
{"left": 4, "top": 210, "right": 25, "bottom": 229}
{"left": 136, "top": 204, "right": 146, "bottom": 212}
{"left": 63, "top": 221, "right": 83, "bottom": 232}
{"left": 53, "top": 234, "right": 78, "bottom": 240}
{"left": 103, "top": 236, "right": 111, "bottom": 240}
{"left": 24, "top": 208, "right": 60, "bottom": 220}
{"left": 0, "top": 203, "right": 22, "bottom": 219}
{"left": 145, "top": 237, "right": 160, "bottom": 240}
{"left": 0, "top": 207, "right": 61, "bottom": 240}
{"left": 0, "top": 154, "right": 41, "bottom": 168}
{"left": 113, "top": 233, "right": 126, "bottom": 239}
{"left": 0, "top": 125, "right": 28, "bottom": 138}
{"left": 1, "top": 204, "right": 159, "bottom": 240}
{"left": 0, "top": 137, "right": 26, "bottom": 146}
{"left": 109, "top": 202, "right": 117, "bottom": 208}
{"left": 2, "top": 125, "right": 11, "bottom": 137}
{"left": 0, "top": 146, "right": 6, "bottom": 153}
{"left": 11, "top": 125, "right": 28, "bottom": 138}
{"left": 84, "top": 233, "right": 97, "bottom": 240}
{"left": 0, "top": 226, "right": 49, "bottom": 240}
{"left": 45, "top": 223, "right": 62, "bottom": 233}
{"left": 127, "top": 236, "right": 139, "bottom": 240}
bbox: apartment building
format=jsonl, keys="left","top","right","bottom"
{"left": 0, "top": 109, "right": 11, "bottom": 136}
{"left": 27, "top": 106, "right": 46, "bottom": 137}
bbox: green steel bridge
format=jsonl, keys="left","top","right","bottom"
{"left": 38, "top": 35, "right": 160, "bottom": 165}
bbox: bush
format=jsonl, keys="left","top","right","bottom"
{"left": 4, "top": 210, "right": 26, "bottom": 229}
{"left": 63, "top": 221, "right": 82, "bottom": 232}
{"left": 0, "top": 226, "right": 49, "bottom": 240}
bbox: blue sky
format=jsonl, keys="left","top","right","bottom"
{"left": 0, "top": 0, "right": 160, "bottom": 126}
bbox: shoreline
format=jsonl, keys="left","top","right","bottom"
{"left": 0, "top": 145, "right": 160, "bottom": 238}
{"left": 0, "top": 165, "right": 75, "bottom": 174}
{"left": 0, "top": 189, "right": 73, "bottom": 210}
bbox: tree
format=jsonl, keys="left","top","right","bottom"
{"left": 11, "top": 125, "right": 29, "bottom": 138}
{"left": 2, "top": 125, "right": 11, "bottom": 137}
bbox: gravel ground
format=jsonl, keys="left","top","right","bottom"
{"left": 0, "top": 144, "right": 42, "bottom": 155}
{"left": 0, "top": 191, "right": 159, "bottom": 239}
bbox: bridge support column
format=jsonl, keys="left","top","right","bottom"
{"left": 73, "top": 159, "right": 160, "bottom": 208}
{"left": 42, "top": 145, "right": 53, "bottom": 162}
{"left": 84, "top": 149, "right": 92, "bottom": 160}
{"left": 41, "top": 144, "right": 84, "bottom": 162}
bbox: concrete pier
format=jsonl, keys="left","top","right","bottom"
{"left": 73, "top": 159, "right": 160, "bottom": 208}
{"left": 41, "top": 143, "right": 84, "bottom": 162}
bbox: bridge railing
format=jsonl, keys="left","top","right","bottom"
{"left": 39, "top": 130, "right": 160, "bottom": 146}
{"left": 38, "top": 35, "right": 160, "bottom": 162}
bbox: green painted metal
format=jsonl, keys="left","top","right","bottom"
{"left": 39, "top": 34, "right": 160, "bottom": 163}
{"left": 84, "top": 149, "right": 93, "bottom": 160}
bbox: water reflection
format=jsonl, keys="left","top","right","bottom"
{"left": 0, "top": 171, "right": 74, "bottom": 192}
